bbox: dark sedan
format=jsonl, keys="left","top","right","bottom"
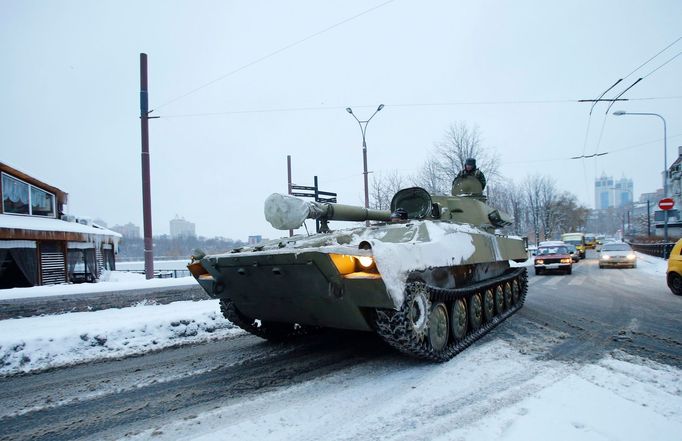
{"left": 534, "top": 245, "right": 573, "bottom": 275}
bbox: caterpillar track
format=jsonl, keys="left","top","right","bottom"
{"left": 220, "top": 299, "right": 316, "bottom": 342}
{"left": 374, "top": 268, "right": 528, "bottom": 362}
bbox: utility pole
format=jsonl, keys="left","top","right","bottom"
{"left": 140, "top": 53, "right": 158, "bottom": 279}
{"left": 287, "top": 155, "right": 293, "bottom": 237}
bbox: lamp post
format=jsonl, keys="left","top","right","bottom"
{"left": 613, "top": 110, "right": 669, "bottom": 247}
{"left": 346, "top": 104, "right": 384, "bottom": 225}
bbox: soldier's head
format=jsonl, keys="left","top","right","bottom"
{"left": 464, "top": 158, "right": 476, "bottom": 171}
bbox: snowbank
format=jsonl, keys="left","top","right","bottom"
{"left": 0, "top": 273, "right": 197, "bottom": 301}
{"left": 0, "top": 300, "right": 241, "bottom": 375}
{"left": 635, "top": 251, "right": 668, "bottom": 277}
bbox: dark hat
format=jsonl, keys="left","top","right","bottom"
{"left": 465, "top": 158, "right": 476, "bottom": 167}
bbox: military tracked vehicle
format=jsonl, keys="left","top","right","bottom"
{"left": 188, "top": 175, "right": 528, "bottom": 361}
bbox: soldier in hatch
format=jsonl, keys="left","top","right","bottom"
{"left": 454, "top": 158, "right": 486, "bottom": 191}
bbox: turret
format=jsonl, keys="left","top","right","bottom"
{"left": 264, "top": 180, "right": 512, "bottom": 233}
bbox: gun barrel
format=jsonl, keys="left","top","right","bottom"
{"left": 264, "top": 193, "right": 392, "bottom": 230}
{"left": 323, "top": 203, "right": 392, "bottom": 222}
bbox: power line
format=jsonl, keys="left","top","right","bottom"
{"left": 505, "top": 133, "right": 682, "bottom": 165}
{"left": 157, "top": 95, "right": 682, "bottom": 119}
{"left": 151, "top": 0, "right": 397, "bottom": 112}
{"left": 623, "top": 36, "right": 681, "bottom": 80}
{"left": 642, "top": 50, "right": 682, "bottom": 79}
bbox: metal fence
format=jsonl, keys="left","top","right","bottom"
{"left": 121, "top": 269, "right": 191, "bottom": 279}
{"left": 628, "top": 242, "right": 676, "bottom": 259}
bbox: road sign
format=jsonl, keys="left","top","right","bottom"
{"left": 659, "top": 198, "right": 675, "bottom": 211}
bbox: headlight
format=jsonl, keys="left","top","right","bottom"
{"left": 535, "top": 259, "right": 544, "bottom": 265}
{"left": 601, "top": 254, "right": 610, "bottom": 260}
{"left": 357, "top": 256, "right": 375, "bottom": 269}
{"left": 329, "top": 254, "right": 378, "bottom": 275}
{"left": 627, "top": 254, "right": 636, "bottom": 260}
{"left": 560, "top": 258, "right": 572, "bottom": 264}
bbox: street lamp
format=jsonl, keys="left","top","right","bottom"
{"left": 613, "top": 110, "right": 669, "bottom": 247}
{"left": 346, "top": 104, "right": 384, "bottom": 224}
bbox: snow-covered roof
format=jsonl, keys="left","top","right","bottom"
{"left": 0, "top": 214, "right": 122, "bottom": 238}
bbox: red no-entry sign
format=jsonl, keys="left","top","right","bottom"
{"left": 659, "top": 198, "right": 675, "bottom": 210}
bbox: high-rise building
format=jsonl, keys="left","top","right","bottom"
{"left": 170, "top": 215, "right": 196, "bottom": 238}
{"left": 111, "top": 222, "right": 140, "bottom": 239}
{"left": 594, "top": 174, "right": 633, "bottom": 209}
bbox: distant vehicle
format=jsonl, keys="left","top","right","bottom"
{"left": 584, "top": 234, "right": 597, "bottom": 250}
{"left": 666, "top": 239, "right": 682, "bottom": 296}
{"left": 534, "top": 244, "right": 573, "bottom": 275}
{"left": 599, "top": 243, "right": 637, "bottom": 269}
{"left": 565, "top": 244, "right": 580, "bottom": 263}
{"left": 561, "top": 233, "right": 586, "bottom": 259}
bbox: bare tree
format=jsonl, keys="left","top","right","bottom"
{"left": 413, "top": 158, "right": 449, "bottom": 195}
{"left": 488, "top": 181, "right": 527, "bottom": 236}
{"left": 434, "top": 122, "right": 501, "bottom": 187}
{"left": 524, "top": 175, "right": 545, "bottom": 243}
{"left": 369, "top": 170, "right": 405, "bottom": 210}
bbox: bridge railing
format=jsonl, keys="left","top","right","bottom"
{"left": 627, "top": 241, "right": 676, "bottom": 259}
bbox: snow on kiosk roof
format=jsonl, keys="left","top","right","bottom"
{"left": 0, "top": 214, "right": 121, "bottom": 243}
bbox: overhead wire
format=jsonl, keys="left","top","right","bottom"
{"left": 150, "top": 0, "right": 397, "bottom": 113}
{"left": 156, "top": 95, "right": 682, "bottom": 119}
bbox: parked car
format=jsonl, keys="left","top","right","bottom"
{"left": 666, "top": 239, "right": 682, "bottom": 296}
{"left": 598, "top": 242, "right": 637, "bottom": 269}
{"left": 534, "top": 244, "right": 573, "bottom": 275}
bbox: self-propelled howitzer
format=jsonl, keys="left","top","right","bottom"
{"left": 189, "top": 176, "right": 528, "bottom": 361}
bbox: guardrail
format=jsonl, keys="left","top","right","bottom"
{"left": 628, "top": 242, "right": 676, "bottom": 259}
{"left": 120, "top": 269, "right": 191, "bottom": 279}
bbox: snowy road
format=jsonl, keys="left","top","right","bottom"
{"left": 1, "top": 251, "right": 681, "bottom": 440}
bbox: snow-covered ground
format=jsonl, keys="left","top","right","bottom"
{"left": 125, "top": 339, "right": 682, "bottom": 441}
{"left": 635, "top": 251, "right": 669, "bottom": 276}
{"left": 0, "top": 271, "right": 196, "bottom": 301}
{"left": 0, "top": 300, "right": 241, "bottom": 375}
{"left": 3, "top": 298, "right": 680, "bottom": 440}
{"left": 1, "top": 252, "right": 680, "bottom": 439}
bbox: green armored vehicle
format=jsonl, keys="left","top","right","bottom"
{"left": 189, "top": 176, "right": 528, "bottom": 361}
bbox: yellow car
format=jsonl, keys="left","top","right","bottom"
{"left": 666, "top": 239, "right": 682, "bottom": 296}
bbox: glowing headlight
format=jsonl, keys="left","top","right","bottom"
{"left": 627, "top": 254, "right": 636, "bottom": 260}
{"left": 601, "top": 254, "right": 610, "bottom": 260}
{"left": 535, "top": 259, "right": 544, "bottom": 265}
{"left": 357, "top": 256, "right": 374, "bottom": 269}
{"left": 560, "top": 258, "right": 572, "bottom": 264}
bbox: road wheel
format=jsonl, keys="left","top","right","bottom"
{"left": 503, "top": 282, "right": 512, "bottom": 309}
{"left": 667, "top": 273, "right": 682, "bottom": 296}
{"left": 450, "top": 298, "right": 467, "bottom": 341}
{"left": 494, "top": 285, "right": 505, "bottom": 314}
{"left": 566, "top": 267, "right": 572, "bottom": 275}
{"left": 428, "top": 302, "right": 449, "bottom": 351}
{"left": 483, "top": 288, "right": 495, "bottom": 322}
{"left": 511, "top": 280, "right": 520, "bottom": 305}
{"left": 468, "top": 293, "right": 483, "bottom": 331}
{"left": 407, "top": 285, "right": 431, "bottom": 341}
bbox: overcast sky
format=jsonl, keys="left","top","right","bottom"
{"left": 2, "top": 0, "right": 681, "bottom": 240}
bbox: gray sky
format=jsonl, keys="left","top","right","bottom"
{"left": 2, "top": 0, "right": 681, "bottom": 240}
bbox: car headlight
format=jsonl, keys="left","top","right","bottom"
{"left": 601, "top": 254, "right": 610, "bottom": 260}
{"left": 627, "top": 254, "right": 636, "bottom": 260}
{"left": 535, "top": 259, "right": 544, "bottom": 265}
{"left": 560, "top": 258, "right": 572, "bottom": 264}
